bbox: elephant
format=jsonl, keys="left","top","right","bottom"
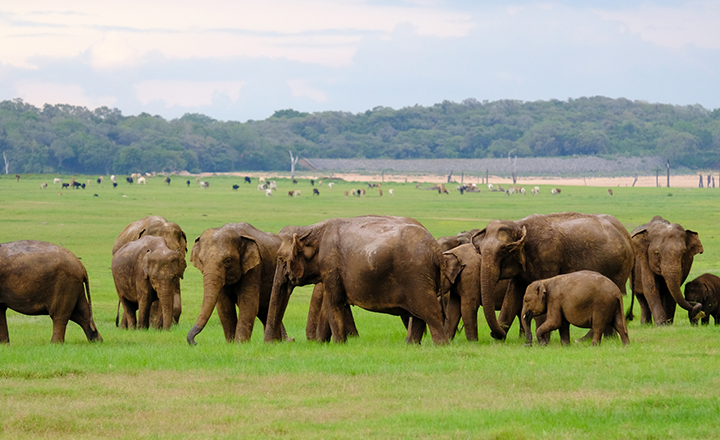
{"left": 305, "top": 283, "right": 359, "bottom": 342}
{"left": 471, "top": 212, "right": 635, "bottom": 340}
{"left": 113, "top": 215, "right": 187, "bottom": 325}
{"left": 264, "top": 215, "right": 449, "bottom": 345}
{"left": 437, "top": 230, "right": 478, "bottom": 252}
{"left": 442, "top": 243, "right": 511, "bottom": 341}
{"left": 628, "top": 215, "right": 703, "bottom": 325}
{"left": 112, "top": 236, "right": 186, "bottom": 330}
{"left": 0, "top": 240, "right": 102, "bottom": 343}
{"left": 684, "top": 273, "right": 720, "bottom": 325}
{"left": 521, "top": 271, "right": 630, "bottom": 346}
{"left": 186, "top": 222, "right": 292, "bottom": 345}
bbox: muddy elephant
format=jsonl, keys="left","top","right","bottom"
{"left": 113, "top": 215, "right": 187, "bottom": 325}
{"left": 305, "top": 283, "right": 359, "bottom": 342}
{"left": 112, "top": 236, "right": 186, "bottom": 330}
{"left": 187, "top": 222, "right": 292, "bottom": 345}
{"left": 684, "top": 273, "right": 720, "bottom": 325}
{"left": 442, "top": 243, "right": 510, "bottom": 341}
{"left": 264, "top": 215, "right": 449, "bottom": 345}
{"left": 471, "top": 212, "right": 635, "bottom": 340}
{"left": 521, "top": 271, "right": 630, "bottom": 346}
{"left": 0, "top": 240, "right": 102, "bottom": 343}
{"left": 437, "top": 230, "right": 478, "bottom": 252}
{"left": 629, "top": 216, "right": 703, "bottom": 325}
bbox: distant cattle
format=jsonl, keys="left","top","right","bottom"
{"left": 265, "top": 189, "right": 273, "bottom": 197}
{"left": 137, "top": 177, "right": 146, "bottom": 185}
{"left": 232, "top": 184, "right": 240, "bottom": 191}
{"left": 186, "top": 180, "right": 191, "bottom": 187}
{"left": 164, "top": 177, "right": 171, "bottom": 185}
{"left": 268, "top": 181, "right": 277, "bottom": 191}
{"left": 388, "top": 189, "right": 394, "bottom": 196}
{"left": 96, "top": 177, "right": 103, "bottom": 184}
{"left": 344, "top": 191, "right": 349, "bottom": 197}
{"left": 40, "top": 182, "right": 47, "bottom": 189}
{"left": 313, "top": 188, "right": 320, "bottom": 196}
{"left": 608, "top": 189, "right": 613, "bottom": 196}
{"left": 126, "top": 177, "right": 133, "bottom": 184}
{"left": 328, "top": 182, "right": 335, "bottom": 189}
{"left": 551, "top": 188, "right": 561, "bottom": 195}
{"left": 15, "top": 174, "right": 20, "bottom": 182}
{"left": 53, "top": 178, "right": 62, "bottom": 185}
{"left": 378, "top": 189, "right": 383, "bottom": 196}
{"left": 72, "top": 181, "right": 82, "bottom": 189}
{"left": 531, "top": 186, "right": 539, "bottom": 195}
{"left": 110, "top": 175, "right": 117, "bottom": 183}
{"left": 292, "top": 179, "right": 298, "bottom": 184}
{"left": 244, "top": 176, "right": 251, "bottom": 184}
{"left": 258, "top": 183, "right": 268, "bottom": 191}
{"left": 294, "top": 190, "right": 301, "bottom": 197}
{"left": 113, "top": 182, "right": 118, "bottom": 188}
{"left": 311, "top": 180, "right": 315, "bottom": 186}
{"left": 288, "top": 191, "right": 294, "bottom": 197}
{"left": 200, "top": 181, "right": 209, "bottom": 188}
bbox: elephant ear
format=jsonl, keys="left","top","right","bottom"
{"left": 537, "top": 282, "right": 547, "bottom": 303}
{"left": 177, "top": 252, "right": 187, "bottom": 279}
{"left": 137, "top": 228, "right": 147, "bottom": 240}
{"left": 470, "top": 228, "right": 486, "bottom": 254}
{"left": 289, "top": 232, "right": 314, "bottom": 279}
{"left": 141, "top": 249, "right": 153, "bottom": 279}
{"left": 685, "top": 230, "right": 703, "bottom": 256}
{"left": 506, "top": 226, "right": 527, "bottom": 272}
{"left": 443, "top": 252, "right": 464, "bottom": 284}
{"left": 181, "top": 231, "right": 188, "bottom": 253}
{"left": 631, "top": 229, "right": 650, "bottom": 259}
{"left": 189, "top": 235, "right": 204, "bottom": 271}
{"left": 238, "top": 235, "right": 261, "bottom": 273}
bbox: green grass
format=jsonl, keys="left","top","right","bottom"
{"left": 2, "top": 173, "right": 720, "bottom": 439}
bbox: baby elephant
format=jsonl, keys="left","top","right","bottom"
{"left": 684, "top": 273, "right": 720, "bottom": 325}
{"left": 112, "top": 236, "right": 186, "bottom": 330}
{"left": 522, "top": 271, "right": 630, "bottom": 346}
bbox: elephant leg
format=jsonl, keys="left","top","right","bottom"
{"left": 645, "top": 292, "right": 668, "bottom": 325}
{"left": 444, "top": 293, "right": 461, "bottom": 340}
{"left": 558, "top": 320, "right": 571, "bottom": 346}
{"left": 121, "top": 298, "right": 138, "bottom": 329}
{"left": 661, "top": 293, "right": 677, "bottom": 324}
{"left": 498, "top": 280, "right": 525, "bottom": 335}
{"left": 460, "top": 293, "right": 479, "bottom": 342}
{"left": 322, "top": 276, "right": 350, "bottom": 343}
{"left": 407, "top": 316, "right": 427, "bottom": 344}
{"left": 137, "top": 295, "right": 152, "bottom": 330}
{"left": 173, "top": 292, "right": 182, "bottom": 325}
{"left": 343, "top": 305, "right": 358, "bottom": 337}
{"left": 315, "top": 306, "right": 332, "bottom": 342}
{"left": 0, "top": 307, "right": 9, "bottom": 343}
{"left": 69, "top": 295, "right": 99, "bottom": 341}
{"left": 306, "top": 284, "right": 325, "bottom": 341}
{"left": 216, "top": 293, "right": 238, "bottom": 343}
{"left": 149, "top": 301, "right": 161, "bottom": 329}
{"left": 50, "top": 315, "right": 69, "bottom": 343}
{"left": 157, "top": 295, "right": 174, "bottom": 331}
{"left": 634, "top": 293, "right": 653, "bottom": 325}
{"left": 535, "top": 313, "right": 560, "bottom": 346}
{"left": 235, "top": 287, "right": 259, "bottom": 343}
{"left": 534, "top": 314, "right": 551, "bottom": 344}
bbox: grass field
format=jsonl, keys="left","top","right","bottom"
{"left": 2, "top": 173, "right": 720, "bottom": 439}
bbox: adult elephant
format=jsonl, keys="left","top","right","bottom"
{"left": 471, "top": 212, "right": 635, "bottom": 340}
{"left": 112, "top": 236, "right": 186, "bottom": 330}
{"left": 437, "top": 230, "right": 478, "bottom": 252}
{"left": 187, "top": 222, "right": 292, "bottom": 345}
{"left": 442, "top": 243, "right": 511, "bottom": 341}
{"left": 113, "top": 215, "right": 187, "bottom": 325}
{"left": 264, "top": 215, "right": 449, "bottom": 345}
{"left": 0, "top": 240, "right": 102, "bottom": 343}
{"left": 629, "top": 215, "right": 703, "bottom": 325}
{"left": 305, "top": 283, "right": 358, "bottom": 342}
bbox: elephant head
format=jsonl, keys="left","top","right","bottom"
{"left": 632, "top": 216, "right": 703, "bottom": 322}
{"left": 113, "top": 216, "right": 187, "bottom": 257}
{"left": 521, "top": 281, "right": 547, "bottom": 346}
{"left": 186, "top": 227, "right": 262, "bottom": 345}
{"left": 684, "top": 276, "right": 712, "bottom": 324}
{"left": 265, "top": 226, "right": 320, "bottom": 342}
{"left": 472, "top": 221, "right": 527, "bottom": 340}
{"left": 142, "top": 246, "right": 186, "bottom": 329}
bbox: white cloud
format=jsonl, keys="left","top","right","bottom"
{"left": 14, "top": 81, "right": 116, "bottom": 108}
{"left": 287, "top": 79, "right": 329, "bottom": 102}
{"left": 133, "top": 80, "right": 246, "bottom": 107}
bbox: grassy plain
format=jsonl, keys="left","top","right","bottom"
{"left": 1, "top": 173, "right": 720, "bottom": 439}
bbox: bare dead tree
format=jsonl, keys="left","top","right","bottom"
{"left": 447, "top": 170, "right": 453, "bottom": 183}
{"left": 508, "top": 150, "right": 517, "bottom": 184}
{"left": 699, "top": 174, "right": 704, "bottom": 188}
{"left": 2, "top": 151, "right": 8, "bottom": 175}
{"left": 289, "top": 151, "right": 299, "bottom": 179}
{"left": 666, "top": 159, "right": 670, "bottom": 188}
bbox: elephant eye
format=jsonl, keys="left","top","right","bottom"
{"left": 223, "top": 257, "right": 232, "bottom": 267}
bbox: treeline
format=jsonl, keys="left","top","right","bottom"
{"left": 1, "top": 96, "right": 719, "bottom": 175}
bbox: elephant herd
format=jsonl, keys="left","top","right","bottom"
{"left": 1, "top": 213, "right": 717, "bottom": 346}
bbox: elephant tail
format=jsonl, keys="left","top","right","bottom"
{"left": 115, "top": 300, "right": 121, "bottom": 327}
{"left": 83, "top": 272, "right": 98, "bottom": 332}
{"left": 625, "top": 290, "right": 635, "bottom": 321}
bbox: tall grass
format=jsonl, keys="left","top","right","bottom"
{"left": 1, "top": 174, "right": 719, "bottom": 439}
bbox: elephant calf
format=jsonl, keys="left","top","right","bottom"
{"left": 522, "top": 271, "right": 630, "bottom": 347}
{"left": 0, "top": 240, "right": 102, "bottom": 343}
{"left": 684, "top": 273, "right": 720, "bottom": 325}
{"left": 112, "top": 236, "right": 186, "bottom": 330}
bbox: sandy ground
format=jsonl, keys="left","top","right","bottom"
{"left": 213, "top": 171, "right": 716, "bottom": 188}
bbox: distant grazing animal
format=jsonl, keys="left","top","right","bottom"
{"left": 126, "top": 177, "right": 133, "bottom": 184}
{"left": 487, "top": 183, "right": 494, "bottom": 191}
{"left": 293, "top": 179, "right": 298, "bottom": 184}
{"left": 15, "top": 174, "right": 20, "bottom": 182}
{"left": 195, "top": 176, "right": 200, "bottom": 183}
{"left": 87, "top": 179, "right": 91, "bottom": 185}
{"left": 72, "top": 181, "right": 82, "bottom": 189}
{"left": 110, "top": 175, "right": 117, "bottom": 183}
{"left": 164, "top": 177, "right": 171, "bottom": 185}
{"left": 416, "top": 182, "right": 423, "bottom": 189}
{"left": 531, "top": 187, "right": 539, "bottom": 196}
{"left": 259, "top": 177, "right": 266, "bottom": 183}
{"left": 294, "top": 190, "right": 301, "bottom": 197}
{"left": 551, "top": 188, "right": 561, "bottom": 195}
{"left": 113, "top": 182, "right": 118, "bottom": 188}
{"left": 53, "top": 178, "right": 62, "bottom": 184}
{"left": 328, "top": 182, "right": 335, "bottom": 189}
{"left": 313, "top": 188, "right": 320, "bottom": 196}
{"left": 232, "top": 184, "right": 240, "bottom": 191}
{"left": 145, "top": 173, "right": 152, "bottom": 177}
{"left": 137, "top": 177, "right": 146, "bottom": 185}
{"left": 608, "top": 189, "right": 613, "bottom": 196}
{"left": 40, "top": 182, "right": 47, "bottom": 189}
{"left": 186, "top": 180, "right": 191, "bottom": 187}
{"left": 378, "top": 189, "right": 383, "bottom": 196}
{"left": 62, "top": 183, "right": 70, "bottom": 189}
{"left": 288, "top": 191, "right": 294, "bottom": 197}
{"left": 132, "top": 173, "right": 140, "bottom": 179}
{"left": 268, "top": 181, "right": 277, "bottom": 191}
{"left": 389, "top": 189, "right": 394, "bottom": 196}
{"left": 265, "top": 189, "right": 273, "bottom": 197}
{"left": 257, "top": 183, "right": 268, "bottom": 191}
{"left": 311, "top": 180, "right": 315, "bottom": 186}
{"left": 368, "top": 183, "right": 376, "bottom": 188}
{"left": 244, "top": 176, "right": 251, "bottom": 184}
{"left": 344, "top": 191, "right": 349, "bottom": 197}
{"left": 318, "top": 180, "right": 323, "bottom": 186}
{"left": 81, "top": 183, "right": 86, "bottom": 189}
{"left": 94, "top": 194, "right": 98, "bottom": 197}
{"left": 96, "top": 178, "right": 102, "bottom": 184}
{"left": 200, "top": 181, "right": 209, "bottom": 188}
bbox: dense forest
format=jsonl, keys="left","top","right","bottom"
{"left": 1, "top": 96, "right": 719, "bottom": 175}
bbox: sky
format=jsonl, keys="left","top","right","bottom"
{"left": 1, "top": 1, "right": 719, "bottom": 122}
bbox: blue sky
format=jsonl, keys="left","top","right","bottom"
{"left": 1, "top": 1, "right": 718, "bottom": 121}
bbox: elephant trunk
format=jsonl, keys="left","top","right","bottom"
{"left": 264, "top": 265, "right": 293, "bottom": 342}
{"left": 187, "top": 272, "right": 224, "bottom": 346}
{"left": 664, "top": 269, "right": 703, "bottom": 319}
{"left": 480, "top": 264, "right": 507, "bottom": 340}
{"left": 522, "top": 308, "right": 533, "bottom": 346}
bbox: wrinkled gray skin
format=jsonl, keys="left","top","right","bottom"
{"left": 112, "top": 236, "right": 186, "bottom": 330}
{"left": 629, "top": 216, "right": 703, "bottom": 325}
{"left": 265, "top": 215, "right": 449, "bottom": 345}
{"left": 442, "top": 243, "right": 510, "bottom": 341}
{"left": 472, "top": 212, "right": 634, "bottom": 341}
{"left": 684, "top": 273, "right": 720, "bottom": 325}
{"left": 113, "top": 215, "right": 187, "bottom": 325}
{"left": 187, "top": 222, "right": 291, "bottom": 345}
{"left": 0, "top": 240, "right": 102, "bottom": 343}
{"left": 306, "top": 282, "right": 359, "bottom": 342}
{"left": 522, "top": 271, "right": 630, "bottom": 346}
